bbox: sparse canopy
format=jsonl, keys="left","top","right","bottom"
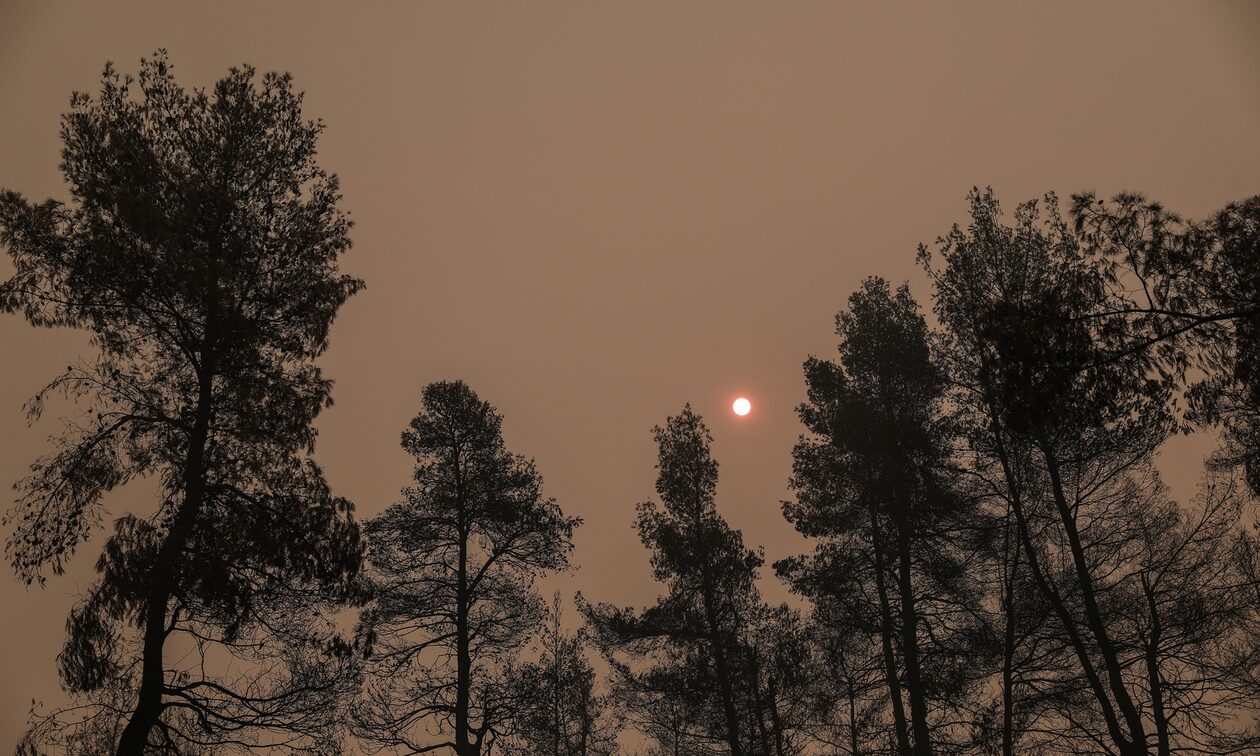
{"left": 506, "top": 594, "right": 619, "bottom": 756}
{"left": 921, "top": 188, "right": 1260, "bottom": 755}
{"left": 582, "top": 406, "right": 766, "bottom": 756}
{"left": 355, "top": 380, "right": 579, "bottom": 756}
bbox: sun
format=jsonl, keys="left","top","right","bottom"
{"left": 732, "top": 397, "right": 752, "bottom": 416}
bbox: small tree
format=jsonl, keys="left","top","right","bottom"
{"left": 507, "top": 594, "right": 619, "bottom": 755}
{"left": 741, "top": 603, "right": 811, "bottom": 756}
{"left": 1, "top": 53, "right": 363, "bottom": 754}
{"left": 582, "top": 406, "right": 763, "bottom": 756}
{"left": 355, "top": 381, "right": 580, "bottom": 755}
{"left": 795, "top": 597, "right": 891, "bottom": 755}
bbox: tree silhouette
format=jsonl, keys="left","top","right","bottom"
{"left": 922, "top": 190, "right": 1157, "bottom": 754}
{"left": 6, "top": 52, "right": 1259, "bottom": 755}
{"left": 959, "top": 436, "right": 1059, "bottom": 756}
{"left": 796, "top": 598, "right": 891, "bottom": 754}
{"left": 779, "top": 278, "right": 988, "bottom": 755}
{"left": 505, "top": 593, "right": 619, "bottom": 756}
{"left": 1072, "top": 192, "right": 1260, "bottom": 494}
{"left": 582, "top": 406, "right": 763, "bottom": 756}
{"left": 922, "top": 188, "right": 1260, "bottom": 754}
{"left": 354, "top": 381, "right": 580, "bottom": 755}
{"left": 0, "top": 53, "right": 363, "bottom": 754}
{"left": 739, "top": 603, "right": 811, "bottom": 756}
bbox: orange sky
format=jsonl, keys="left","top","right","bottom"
{"left": 1, "top": 1, "right": 1258, "bottom": 749}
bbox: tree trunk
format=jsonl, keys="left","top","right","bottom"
{"left": 1037, "top": 436, "right": 1148, "bottom": 753}
{"left": 985, "top": 408, "right": 1135, "bottom": 754}
{"left": 767, "top": 674, "right": 786, "bottom": 756}
{"left": 456, "top": 522, "right": 478, "bottom": 756}
{"left": 869, "top": 505, "right": 912, "bottom": 755}
{"left": 749, "top": 658, "right": 772, "bottom": 755}
{"left": 553, "top": 635, "right": 562, "bottom": 756}
{"left": 1000, "top": 519, "right": 1019, "bottom": 756}
{"left": 114, "top": 415, "right": 208, "bottom": 754}
{"left": 116, "top": 294, "right": 218, "bottom": 756}
{"left": 1142, "top": 578, "right": 1170, "bottom": 756}
{"left": 700, "top": 574, "right": 746, "bottom": 756}
{"left": 846, "top": 676, "right": 860, "bottom": 756}
{"left": 895, "top": 519, "right": 932, "bottom": 756}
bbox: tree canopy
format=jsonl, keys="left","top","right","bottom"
{"left": 354, "top": 381, "right": 579, "bottom": 756}
{"left": 1, "top": 52, "right": 363, "bottom": 754}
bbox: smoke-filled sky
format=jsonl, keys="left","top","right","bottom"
{"left": 1, "top": 1, "right": 1258, "bottom": 748}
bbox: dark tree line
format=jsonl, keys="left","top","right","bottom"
{"left": 3, "top": 55, "right": 1260, "bottom": 755}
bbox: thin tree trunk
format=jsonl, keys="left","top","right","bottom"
{"left": 1142, "top": 578, "right": 1170, "bottom": 756}
{"left": 986, "top": 411, "right": 1133, "bottom": 754}
{"left": 869, "top": 504, "right": 912, "bottom": 755}
{"left": 767, "top": 674, "right": 786, "bottom": 756}
{"left": 553, "top": 621, "right": 562, "bottom": 756}
{"left": 700, "top": 574, "right": 746, "bottom": 756}
{"left": 1037, "top": 436, "right": 1148, "bottom": 753}
{"left": 895, "top": 520, "right": 932, "bottom": 756}
{"left": 456, "top": 521, "right": 477, "bottom": 756}
{"left": 116, "top": 278, "right": 219, "bottom": 756}
{"left": 1001, "top": 512, "right": 1020, "bottom": 756}
{"left": 750, "top": 659, "right": 773, "bottom": 755}
{"left": 846, "top": 676, "right": 860, "bottom": 756}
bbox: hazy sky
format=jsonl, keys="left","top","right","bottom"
{"left": 1, "top": 1, "right": 1258, "bottom": 749}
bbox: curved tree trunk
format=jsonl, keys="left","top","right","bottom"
{"left": 116, "top": 291, "right": 218, "bottom": 756}
{"left": 984, "top": 408, "right": 1134, "bottom": 754}
{"left": 1037, "top": 436, "right": 1148, "bottom": 754}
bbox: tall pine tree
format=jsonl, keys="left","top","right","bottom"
{"left": 1, "top": 53, "right": 363, "bottom": 754}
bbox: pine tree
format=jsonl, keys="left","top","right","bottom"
{"left": 582, "top": 406, "right": 763, "bottom": 756}
{"left": 0, "top": 52, "right": 363, "bottom": 754}
{"left": 354, "top": 381, "right": 579, "bottom": 755}
{"left": 507, "top": 594, "right": 619, "bottom": 755}
{"left": 779, "top": 279, "right": 988, "bottom": 755}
